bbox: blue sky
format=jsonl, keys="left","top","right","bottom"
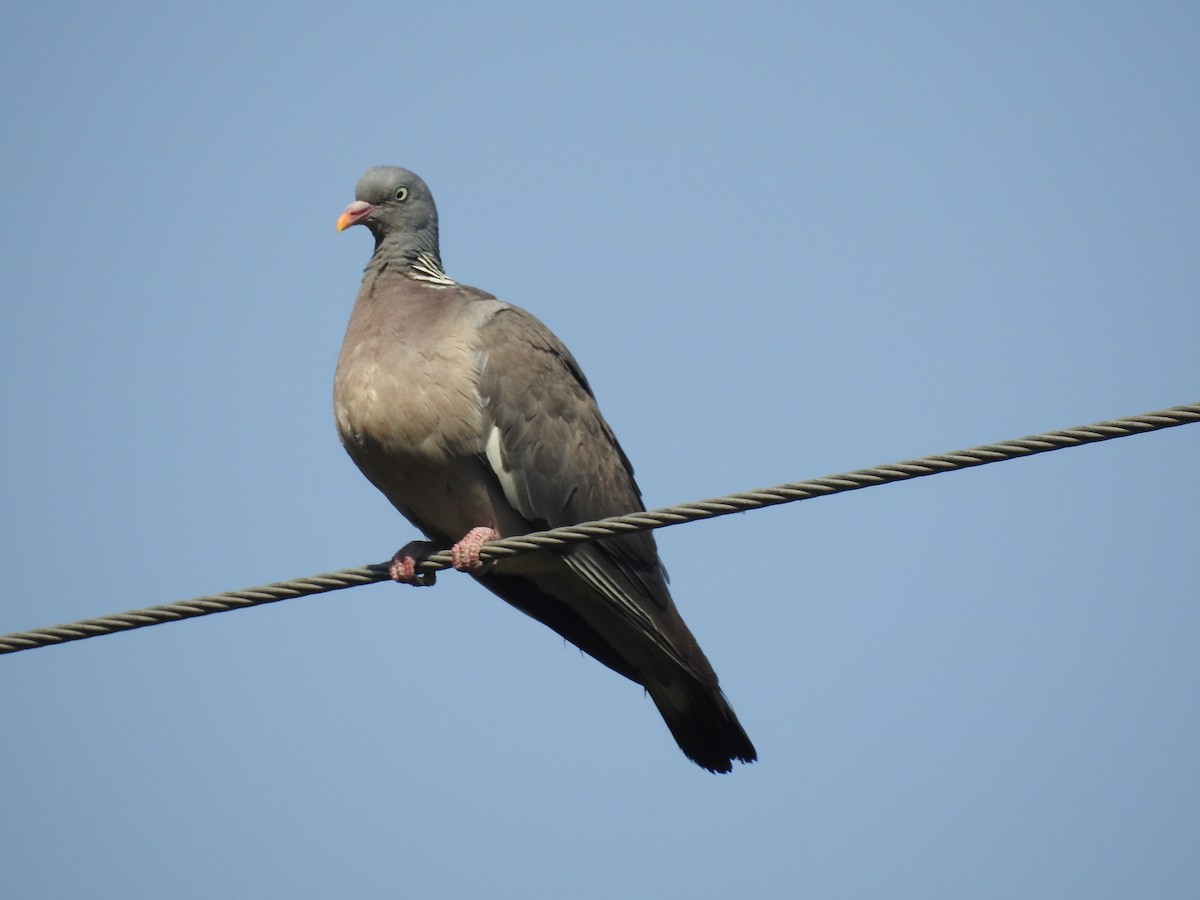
{"left": 2, "top": 3, "right": 1198, "bottom": 897}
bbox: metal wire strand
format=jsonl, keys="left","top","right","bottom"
{"left": 2, "top": 401, "right": 1196, "bottom": 656}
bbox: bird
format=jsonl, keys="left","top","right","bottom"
{"left": 333, "top": 166, "right": 756, "bottom": 773}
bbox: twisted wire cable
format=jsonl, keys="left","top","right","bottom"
{"left": 2, "top": 401, "right": 1196, "bottom": 656}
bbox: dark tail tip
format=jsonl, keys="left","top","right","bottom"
{"left": 649, "top": 682, "right": 757, "bottom": 774}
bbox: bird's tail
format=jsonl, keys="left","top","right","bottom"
{"left": 646, "top": 678, "right": 757, "bottom": 774}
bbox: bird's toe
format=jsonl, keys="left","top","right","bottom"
{"left": 451, "top": 526, "right": 500, "bottom": 573}
{"left": 390, "top": 540, "right": 439, "bottom": 586}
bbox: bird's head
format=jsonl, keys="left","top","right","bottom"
{"left": 337, "top": 167, "right": 439, "bottom": 253}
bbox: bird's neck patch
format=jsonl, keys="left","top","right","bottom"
{"left": 409, "top": 251, "right": 456, "bottom": 286}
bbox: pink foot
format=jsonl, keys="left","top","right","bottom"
{"left": 389, "top": 540, "right": 438, "bottom": 586}
{"left": 451, "top": 526, "right": 500, "bottom": 574}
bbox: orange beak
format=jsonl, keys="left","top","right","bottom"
{"left": 336, "top": 200, "right": 375, "bottom": 232}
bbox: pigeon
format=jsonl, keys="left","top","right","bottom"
{"left": 333, "top": 166, "right": 756, "bottom": 773}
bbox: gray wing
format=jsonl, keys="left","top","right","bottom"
{"left": 476, "top": 305, "right": 671, "bottom": 611}
{"left": 473, "top": 305, "right": 755, "bottom": 772}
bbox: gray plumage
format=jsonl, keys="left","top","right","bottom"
{"left": 333, "top": 166, "right": 755, "bottom": 772}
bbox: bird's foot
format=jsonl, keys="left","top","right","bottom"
{"left": 451, "top": 526, "right": 500, "bottom": 574}
{"left": 389, "top": 540, "right": 439, "bottom": 586}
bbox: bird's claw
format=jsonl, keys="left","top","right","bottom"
{"left": 451, "top": 526, "right": 500, "bottom": 574}
{"left": 389, "top": 540, "right": 438, "bottom": 586}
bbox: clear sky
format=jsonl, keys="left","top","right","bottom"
{"left": 2, "top": 3, "right": 1198, "bottom": 898}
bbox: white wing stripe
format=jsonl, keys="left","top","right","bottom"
{"left": 485, "top": 425, "right": 523, "bottom": 513}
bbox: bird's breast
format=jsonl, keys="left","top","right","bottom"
{"left": 331, "top": 278, "right": 515, "bottom": 539}
{"left": 333, "top": 323, "right": 484, "bottom": 465}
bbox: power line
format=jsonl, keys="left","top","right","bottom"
{"left": 2, "top": 401, "right": 1196, "bottom": 656}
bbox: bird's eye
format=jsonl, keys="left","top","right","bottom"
{"left": 394, "top": 186, "right": 409, "bottom": 202}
